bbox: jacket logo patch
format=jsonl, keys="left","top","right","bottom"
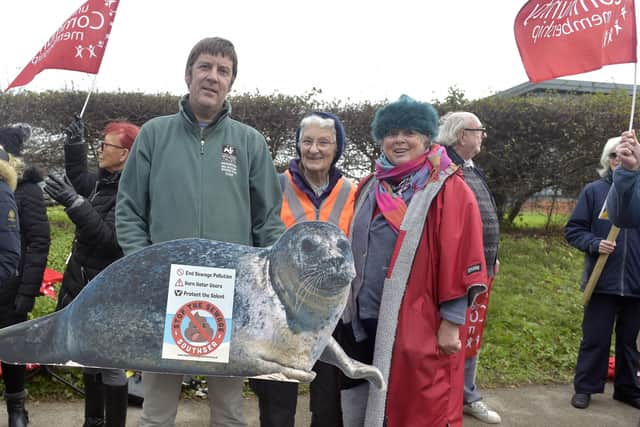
{"left": 466, "top": 264, "right": 482, "bottom": 275}
{"left": 221, "top": 145, "right": 238, "bottom": 177}
{"left": 7, "top": 208, "right": 18, "bottom": 230}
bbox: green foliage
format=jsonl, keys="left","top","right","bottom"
{"left": 472, "top": 90, "right": 633, "bottom": 222}
{"left": 507, "top": 212, "right": 569, "bottom": 231}
{"left": 2, "top": 88, "right": 635, "bottom": 221}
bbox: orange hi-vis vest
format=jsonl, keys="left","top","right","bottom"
{"left": 280, "top": 170, "right": 356, "bottom": 236}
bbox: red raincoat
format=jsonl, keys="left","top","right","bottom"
{"left": 383, "top": 173, "right": 488, "bottom": 427}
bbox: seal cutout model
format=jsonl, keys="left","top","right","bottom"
{"left": 0, "top": 221, "right": 384, "bottom": 389}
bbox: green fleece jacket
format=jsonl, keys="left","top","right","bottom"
{"left": 116, "top": 96, "right": 284, "bottom": 255}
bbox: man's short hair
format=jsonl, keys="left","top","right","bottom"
{"left": 185, "top": 37, "right": 238, "bottom": 85}
{"left": 436, "top": 111, "right": 478, "bottom": 146}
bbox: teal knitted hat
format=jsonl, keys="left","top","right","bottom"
{"left": 371, "top": 95, "right": 439, "bottom": 142}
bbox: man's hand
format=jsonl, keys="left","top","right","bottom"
{"left": 43, "top": 174, "right": 80, "bottom": 208}
{"left": 617, "top": 130, "right": 640, "bottom": 171}
{"left": 437, "top": 319, "right": 462, "bottom": 355}
{"left": 598, "top": 239, "right": 616, "bottom": 254}
{"left": 64, "top": 115, "right": 84, "bottom": 145}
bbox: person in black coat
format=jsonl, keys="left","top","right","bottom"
{"left": 0, "top": 132, "right": 20, "bottom": 285}
{"left": 0, "top": 125, "right": 49, "bottom": 427}
{"left": 43, "top": 117, "right": 139, "bottom": 427}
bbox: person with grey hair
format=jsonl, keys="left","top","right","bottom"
{"left": 437, "top": 111, "right": 501, "bottom": 424}
{"left": 116, "top": 37, "right": 284, "bottom": 427}
{"left": 250, "top": 111, "right": 355, "bottom": 427}
{"left": 565, "top": 136, "right": 640, "bottom": 411}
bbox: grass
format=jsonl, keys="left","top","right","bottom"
{"left": 20, "top": 209, "right": 588, "bottom": 398}
{"left": 478, "top": 233, "right": 584, "bottom": 386}
{"left": 509, "top": 211, "right": 569, "bottom": 231}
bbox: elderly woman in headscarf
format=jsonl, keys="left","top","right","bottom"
{"left": 566, "top": 136, "right": 640, "bottom": 411}
{"left": 250, "top": 111, "right": 356, "bottom": 427}
{"left": 339, "top": 95, "right": 488, "bottom": 427}
{"left": 0, "top": 125, "right": 50, "bottom": 427}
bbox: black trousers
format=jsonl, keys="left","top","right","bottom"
{"left": 249, "top": 360, "right": 343, "bottom": 427}
{"left": 574, "top": 293, "right": 640, "bottom": 397}
{"left": 0, "top": 310, "right": 27, "bottom": 394}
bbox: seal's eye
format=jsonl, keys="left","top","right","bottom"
{"left": 300, "top": 237, "right": 315, "bottom": 254}
{"left": 337, "top": 239, "right": 349, "bottom": 253}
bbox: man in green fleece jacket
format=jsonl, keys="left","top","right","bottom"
{"left": 116, "top": 37, "right": 284, "bottom": 427}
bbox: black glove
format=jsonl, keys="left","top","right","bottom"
{"left": 14, "top": 294, "right": 35, "bottom": 315}
{"left": 64, "top": 115, "right": 84, "bottom": 145}
{"left": 43, "top": 174, "right": 80, "bottom": 208}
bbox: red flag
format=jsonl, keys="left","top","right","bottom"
{"left": 5, "top": 0, "right": 120, "bottom": 91}
{"left": 514, "top": 0, "right": 637, "bottom": 83}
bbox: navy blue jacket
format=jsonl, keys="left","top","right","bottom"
{"left": 607, "top": 166, "right": 640, "bottom": 228}
{"left": 0, "top": 180, "right": 20, "bottom": 283}
{"left": 565, "top": 173, "right": 640, "bottom": 297}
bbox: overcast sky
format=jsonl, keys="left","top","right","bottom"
{"left": 2, "top": 0, "right": 639, "bottom": 103}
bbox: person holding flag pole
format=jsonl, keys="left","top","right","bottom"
{"left": 565, "top": 136, "right": 640, "bottom": 411}
{"left": 4, "top": 0, "right": 121, "bottom": 134}
{"left": 514, "top": 0, "right": 640, "bottom": 412}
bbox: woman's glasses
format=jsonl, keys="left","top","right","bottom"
{"left": 99, "top": 142, "right": 126, "bottom": 151}
{"left": 300, "top": 140, "right": 335, "bottom": 149}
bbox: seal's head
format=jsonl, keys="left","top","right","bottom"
{"left": 269, "top": 221, "right": 355, "bottom": 333}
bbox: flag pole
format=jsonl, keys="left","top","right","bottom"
{"left": 628, "top": 62, "right": 638, "bottom": 132}
{"left": 583, "top": 62, "right": 638, "bottom": 306}
{"left": 79, "top": 74, "right": 99, "bottom": 163}
{"left": 79, "top": 74, "right": 98, "bottom": 119}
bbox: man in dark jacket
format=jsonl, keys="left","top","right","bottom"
{"left": 43, "top": 118, "right": 139, "bottom": 427}
{"left": 0, "top": 125, "right": 50, "bottom": 427}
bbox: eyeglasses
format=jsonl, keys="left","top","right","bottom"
{"left": 609, "top": 152, "right": 618, "bottom": 159}
{"left": 300, "top": 140, "right": 336, "bottom": 149}
{"left": 464, "top": 127, "right": 487, "bottom": 137}
{"left": 99, "top": 142, "right": 127, "bottom": 151}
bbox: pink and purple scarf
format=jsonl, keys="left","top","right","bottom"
{"left": 374, "top": 143, "right": 452, "bottom": 232}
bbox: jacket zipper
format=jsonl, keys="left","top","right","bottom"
{"left": 199, "top": 128, "right": 205, "bottom": 237}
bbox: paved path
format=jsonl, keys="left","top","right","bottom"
{"left": 465, "top": 383, "right": 638, "bottom": 427}
{"left": 0, "top": 383, "right": 637, "bottom": 426}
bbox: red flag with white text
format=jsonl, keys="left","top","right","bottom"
{"left": 514, "top": 0, "right": 637, "bottom": 83}
{"left": 5, "top": 0, "right": 120, "bottom": 91}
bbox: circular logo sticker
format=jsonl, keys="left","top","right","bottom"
{"left": 171, "top": 300, "right": 226, "bottom": 356}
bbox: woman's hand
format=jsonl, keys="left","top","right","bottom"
{"left": 598, "top": 239, "right": 616, "bottom": 254}
{"left": 437, "top": 319, "right": 461, "bottom": 355}
{"left": 617, "top": 130, "right": 640, "bottom": 171}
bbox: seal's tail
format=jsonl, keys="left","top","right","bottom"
{"left": 0, "top": 310, "right": 68, "bottom": 365}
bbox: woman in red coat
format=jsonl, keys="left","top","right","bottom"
{"left": 340, "top": 96, "right": 488, "bottom": 427}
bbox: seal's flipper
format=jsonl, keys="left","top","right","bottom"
{"left": 0, "top": 309, "right": 69, "bottom": 365}
{"left": 319, "top": 337, "right": 386, "bottom": 390}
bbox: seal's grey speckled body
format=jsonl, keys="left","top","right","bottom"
{"left": 0, "top": 221, "right": 384, "bottom": 388}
